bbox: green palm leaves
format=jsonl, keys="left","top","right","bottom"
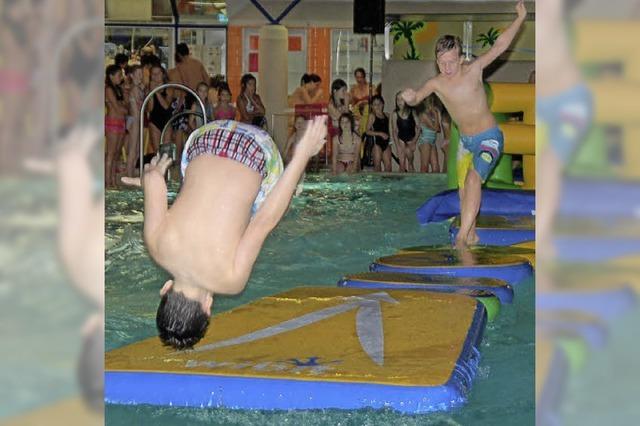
{"left": 476, "top": 27, "right": 501, "bottom": 47}
{"left": 391, "top": 21, "right": 425, "bottom": 60}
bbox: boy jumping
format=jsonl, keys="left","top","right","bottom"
{"left": 402, "top": 0, "right": 527, "bottom": 248}
{"left": 122, "top": 117, "right": 327, "bottom": 349}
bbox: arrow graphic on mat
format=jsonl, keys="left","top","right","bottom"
{"left": 191, "top": 292, "right": 399, "bottom": 366}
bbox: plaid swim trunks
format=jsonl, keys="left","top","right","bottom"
{"left": 181, "top": 120, "right": 284, "bottom": 215}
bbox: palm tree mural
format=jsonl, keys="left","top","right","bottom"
{"left": 476, "top": 27, "right": 501, "bottom": 48}
{"left": 391, "top": 21, "right": 425, "bottom": 60}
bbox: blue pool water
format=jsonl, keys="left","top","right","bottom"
{"left": 105, "top": 173, "right": 534, "bottom": 425}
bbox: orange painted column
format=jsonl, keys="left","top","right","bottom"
{"left": 306, "top": 27, "right": 331, "bottom": 103}
{"left": 227, "top": 26, "right": 243, "bottom": 103}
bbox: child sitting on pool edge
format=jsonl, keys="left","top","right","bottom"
{"left": 122, "top": 117, "right": 328, "bottom": 349}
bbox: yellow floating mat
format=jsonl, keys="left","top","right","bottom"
{"left": 105, "top": 287, "right": 487, "bottom": 413}
{"left": 450, "top": 215, "right": 535, "bottom": 246}
{"left": 372, "top": 249, "right": 534, "bottom": 285}
{"left": 399, "top": 243, "right": 535, "bottom": 268}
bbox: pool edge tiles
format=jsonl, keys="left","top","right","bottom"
{"left": 105, "top": 287, "right": 487, "bottom": 413}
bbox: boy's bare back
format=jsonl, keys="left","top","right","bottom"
{"left": 150, "top": 156, "right": 263, "bottom": 293}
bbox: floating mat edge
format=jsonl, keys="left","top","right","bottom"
{"left": 105, "top": 288, "right": 487, "bottom": 413}
{"left": 416, "top": 189, "right": 535, "bottom": 224}
{"left": 370, "top": 257, "right": 533, "bottom": 286}
{"left": 337, "top": 272, "right": 513, "bottom": 304}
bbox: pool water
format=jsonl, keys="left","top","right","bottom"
{"left": 105, "top": 173, "right": 534, "bottom": 425}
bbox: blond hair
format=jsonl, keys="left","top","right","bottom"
{"left": 435, "top": 35, "right": 463, "bottom": 58}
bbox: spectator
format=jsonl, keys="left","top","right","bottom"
{"left": 236, "top": 73, "right": 267, "bottom": 128}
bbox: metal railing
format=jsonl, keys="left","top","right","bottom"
{"left": 139, "top": 83, "right": 207, "bottom": 181}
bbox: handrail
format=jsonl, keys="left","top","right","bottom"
{"left": 139, "top": 83, "right": 207, "bottom": 182}
{"left": 159, "top": 111, "right": 204, "bottom": 148}
{"left": 159, "top": 111, "right": 204, "bottom": 181}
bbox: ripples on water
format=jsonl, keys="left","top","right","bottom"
{"left": 105, "top": 173, "right": 534, "bottom": 425}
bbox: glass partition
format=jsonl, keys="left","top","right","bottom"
{"left": 105, "top": 26, "right": 173, "bottom": 69}
{"left": 331, "top": 30, "right": 385, "bottom": 88}
{"left": 178, "top": 28, "right": 227, "bottom": 77}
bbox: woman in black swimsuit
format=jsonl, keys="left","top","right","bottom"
{"left": 365, "top": 95, "right": 391, "bottom": 172}
{"left": 391, "top": 91, "right": 420, "bottom": 172}
{"left": 147, "top": 65, "right": 174, "bottom": 153}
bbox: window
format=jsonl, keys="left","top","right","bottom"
{"left": 331, "top": 30, "right": 385, "bottom": 88}
{"left": 105, "top": 26, "right": 173, "bottom": 69}
{"left": 179, "top": 28, "right": 226, "bottom": 77}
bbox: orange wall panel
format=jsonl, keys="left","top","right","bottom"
{"left": 227, "top": 26, "right": 243, "bottom": 102}
{"left": 306, "top": 28, "right": 331, "bottom": 103}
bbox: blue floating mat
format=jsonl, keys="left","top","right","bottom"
{"left": 106, "top": 287, "right": 487, "bottom": 413}
{"left": 450, "top": 215, "right": 535, "bottom": 246}
{"left": 417, "top": 189, "right": 535, "bottom": 225}
{"left": 338, "top": 272, "right": 514, "bottom": 304}
{"left": 553, "top": 236, "right": 640, "bottom": 262}
{"left": 538, "top": 311, "right": 607, "bottom": 349}
{"left": 559, "top": 177, "right": 640, "bottom": 220}
{"left": 537, "top": 286, "right": 636, "bottom": 322}
{"left": 536, "top": 338, "right": 570, "bottom": 425}
{"left": 370, "top": 249, "right": 533, "bottom": 285}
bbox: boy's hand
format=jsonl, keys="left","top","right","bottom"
{"left": 121, "top": 153, "right": 173, "bottom": 187}
{"left": 401, "top": 89, "right": 417, "bottom": 105}
{"left": 294, "top": 115, "right": 328, "bottom": 159}
{"left": 145, "top": 153, "right": 173, "bottom": 182}
{"left": 516, "top": 0, "right": 526, "bottom": 19}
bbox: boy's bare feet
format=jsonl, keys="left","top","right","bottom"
{"left": 466, "top": 231, "right": 480, "bottom": 246}
{"left": 454, "top": 235, "right": 468, "bottom": 250}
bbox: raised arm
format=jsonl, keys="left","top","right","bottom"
{"left": 401, "top": 78, "right": 437, "bottom": 107}
{"left": 231, "top": 116, "right": 327, "bottom": 291}
{"left": 142, "top": 155, "right": 173, "bottom": 253}
{"left": 121, "top": 154, "right": 173, "bottom": 254}
{"left": 475, "top": 0, "right": 527, "bottom": 69}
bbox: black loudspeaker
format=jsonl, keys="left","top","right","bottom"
{"left": 353, "top": 0, "right": 385, "bottom": 34}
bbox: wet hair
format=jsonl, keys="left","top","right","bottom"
{"left": 240, "top": 73, "right": 256, "bottom": 94}
{"left": 330, "top": 79, "right": 348, "bottom": 107}
{"left": 77, "top": 322, "right": 104, "bottom": 412}
{"left": 157, "top": 289, "right": 210, "bottom": 350}
{"left": 354, "top": 67, "right": 366, "bottom": 78}
{"left": 435, "top": 35, "right": 463, "bottom": 58}
{"left": 337, "top": 112, "right": 355, "bottom": 137}
{"left": 105, "top": 64, "right": 123, "bottom": 101}
{"left": 114, "top": 53, "right": 129, "bottom": 68}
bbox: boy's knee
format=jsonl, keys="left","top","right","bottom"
{"left": 465, "top": 168, "right": 481, "bottom": 185}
